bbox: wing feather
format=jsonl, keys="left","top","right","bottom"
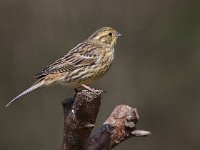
{"left": 35, "top": 41, "right": 100, "bottom": 79}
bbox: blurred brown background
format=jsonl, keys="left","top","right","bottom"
{"left": 1, "top": 0, "right": 200, "bottom": 150}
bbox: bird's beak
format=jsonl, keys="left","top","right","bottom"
{"left": 117, "top": 32, "right": 122, "bottom": 37}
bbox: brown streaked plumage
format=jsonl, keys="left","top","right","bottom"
{"left": 5, "top": 27, "right": 121, "bottom": 107}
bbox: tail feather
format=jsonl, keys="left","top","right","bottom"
{"left": 5, "top": 80, "right": 45, "bottom": 107}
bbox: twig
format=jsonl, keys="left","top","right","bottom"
{"left": 87, "top": 105, "right": 151, "bottom": 150}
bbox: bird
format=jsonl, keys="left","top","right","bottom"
{"left": 5, "top": 26, "right": 121, "bottom": 107}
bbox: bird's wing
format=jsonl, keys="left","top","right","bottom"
{"left": 35, "top": 42, "right": 100, "bottom": 79}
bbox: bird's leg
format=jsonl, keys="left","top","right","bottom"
{"left": 81, "top": 84, "right": 95, "bottom": 92}
{"left": 81, "top": 84, "right": 108, "bottom": 94}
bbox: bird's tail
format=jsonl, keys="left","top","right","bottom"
{"left": 5, "top": 79, "right": 45, "bottom": 107}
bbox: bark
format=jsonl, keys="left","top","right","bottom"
{"left": 61, "top": 90, "right": 150, "bottom": 150}
{"left": 88, "top": 105, "right": 151, "bottom": 150}
{"left": 61, "top": 90, "right": 102, "bottom": 150}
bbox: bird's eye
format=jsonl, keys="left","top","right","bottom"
{"left": 108, "top": 32, "right": 112, "bottom": 36}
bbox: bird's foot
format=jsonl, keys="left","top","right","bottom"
{"left": 81, "top": 84, "right": 107, "bottom": 94}
{"left": 81, "top": 84, "right": 95, "bottom": 92}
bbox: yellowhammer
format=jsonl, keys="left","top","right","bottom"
{"left": 5, "top": 27, "right": 121, "bottom": 107}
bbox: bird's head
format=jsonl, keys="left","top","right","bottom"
{"left": 88, "top": 27, "right": 121, "bottom": 47}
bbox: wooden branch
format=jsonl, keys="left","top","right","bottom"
{"left": 61, "top": 90, "right": 151, "bottom": 150}
{"left": 61, "top": 90, "right": 103, "bottom": 150}
{"left": 87, "top": 105, "right": 151, "bottom": 150}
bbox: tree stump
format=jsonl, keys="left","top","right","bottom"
{"left": 61, "top": 90, "right": 150, "bottom": 150}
